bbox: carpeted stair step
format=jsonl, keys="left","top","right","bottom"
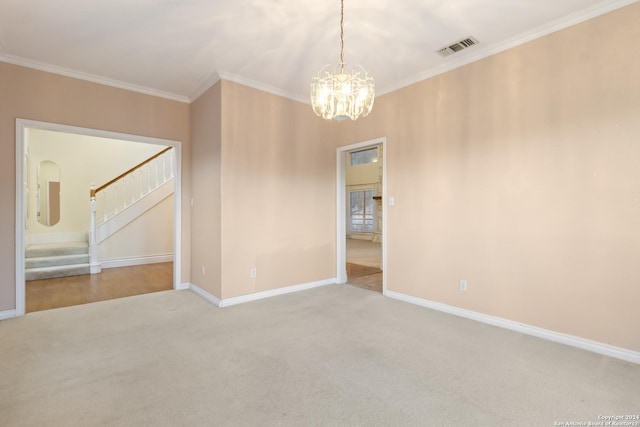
{"left": 26, "top": 242, "right": 88, "bottom": 258}
{"left": 25, "top": 264, "right": 91, "bottom": 281}
{"left": 26, "top": 254, "right": 90, "bottom": 269}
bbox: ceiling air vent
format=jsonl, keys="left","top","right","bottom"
{"left": 436, "top": 36, "right": 479, "bottom": 57}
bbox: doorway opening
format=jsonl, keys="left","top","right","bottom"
{"left": 336, "top": 138, "right": 386, "bottom": 294}
{"left": 15, "top": 119, "right": 183, "bottom": 316}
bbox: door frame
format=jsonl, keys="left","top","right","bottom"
{"left": 336, "top": 137, "right": 387, "bottom": 293}
{"left": 15, "top": 119, "right": 183, "bottom": 316}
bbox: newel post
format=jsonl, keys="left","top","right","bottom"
{"left": 89, "top": 184, "right": 101, "bottom": 274}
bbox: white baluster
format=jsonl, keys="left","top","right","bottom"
{"left": 147, "top": 164, "right": 151, "bottom": 194}
{"left": 89, "top": 184, "right": 101, "bottom": 274}
{"left": 161, "top": 153, "right": 167, "bottom": 183}
{"left": 102, "top": 189, "right": 108, "bottom": 222}
{"left": 155, "top": 158, "right": 160, "bottom": 189}
{"left": 131, "top": 172, "right": 136, "bottom": 204}
{"left": 121, "top": 179, "right": 126, "bottom": 210}
{"left": 121, "top": 177, "right": 127, "bottom": 208}
{"left": 136, "top": 169, "right": 142, "bottom": 200}
{"left": 167, "top": 148, "right": 174, "bottom": 178}
{"left": 165, "top": 151, "right": 171, "bottom": 180}
{"left": 130, "top": 177, "right": 133, "bottom": 206}
{"left": 107, "top": 187, "right": 112, "bottom": 219}
{"left": 114, "top": 181, "right": 119, "bottom": 214}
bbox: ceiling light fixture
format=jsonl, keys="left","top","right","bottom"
{"left": 310, "top": 0, "right": 375, "bottom": 121}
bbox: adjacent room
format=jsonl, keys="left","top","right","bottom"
{"left": 22, "top": 128, "right": 176, "bottom": 312}
{"left": 0, "top": 0, "right": 639, "bottom": 425}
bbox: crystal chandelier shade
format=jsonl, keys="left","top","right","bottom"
{"left": 310, "top": 0, "right": 375, "bottom": 121}
{"left": 311, "top": 64, "right": 375, "bottom": 121}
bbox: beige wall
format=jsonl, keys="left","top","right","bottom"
{"left": 218, "top": 81, "right": 339, "bottom": 299}
{"left": 338, "top": 4, "right": 640, "bottom": 351}
{"left": 190, "top": 82, "right": 223, "bottom": 298}
{"left": 0, "top": 62, "right": 191, "bottom": 311}
{"left": 27, "top": 128, "right": 164, "bottom": 234}
{"left": 190, "top": 81, "right": 339, "bottom": 299}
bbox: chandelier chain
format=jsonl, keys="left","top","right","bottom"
{"left": 310, "top": 0, "right": 375, "bottom": 121}
{"left": 339, "top": 0, "right": 344, "bottom": 72}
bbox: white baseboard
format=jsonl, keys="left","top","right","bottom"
{"left": 384, "top": 290, "right": 640, "bottom": 364}
{"left": 0, "top": 309, "right": 17, "bottom": 320}
{"left": 188, "top": 283, "right": 221, "bottom": 307}
{"left": 188, "top": 278, "right": 336, "bottom": 309}
{"left": 100, "top": 254, "right": 173, "bottom": 269}
{"left": 218, "top": 278, "right": 336, "bottom": 308}
{"left": 30, "top": 232, "right": 87, "bottom": 245}
{"left": 175, "top": 282, "right": 190, "bottom": 291}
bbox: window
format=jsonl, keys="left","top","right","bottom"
{"left": 350, "top": 147, "right": 378, "bottom": 166}
{"left": 350, "top": 190, "right": 376, "bottom": 233}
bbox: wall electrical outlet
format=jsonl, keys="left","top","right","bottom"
{"left": 201, "top": 266, "right": 206, "bottom": 275}
{"left": 459, "top": 279, "right": 468, "bottom": 292}
{"left": 250, "top": 268, "right": 257, "bottom": 278}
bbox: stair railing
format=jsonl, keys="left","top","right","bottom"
{"left": 88, "top": 146, "right": 174, "bottom": 273}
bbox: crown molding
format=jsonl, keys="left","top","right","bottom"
{"left": 0, "top": 53, "right": 190, "bottom": 103}
{"left": 188, "top": 71, "right": 222, "bottom": 102}
{"left": 190, "top": 70, "right": 309, "bottom": 105}
{"left": 218, "top": 71, "right": 309, "bottom": 104}
{"left": 1, "top": 0, "right": 635, "bottom": 105}
{"left": 378, "top": 0, "right": 640, "bottom": 97}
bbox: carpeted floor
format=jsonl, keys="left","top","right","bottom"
{"left": 1, "top": 285, "right": 638, "bottom": 426}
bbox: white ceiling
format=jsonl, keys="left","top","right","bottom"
{"left": 0, "top": 0, "right": 636, "bottom": 103}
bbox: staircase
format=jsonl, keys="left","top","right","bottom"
{"left": 24, "top": 146, "right": 175, "bottom": 281}
{"left": 25, "top": 242, "right": 90, "bottom": 281}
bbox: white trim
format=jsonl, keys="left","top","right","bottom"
{"left": 189, "top": 278, "right": 336, "bottom": 309}
{"left": 377, "top": 0, "right": 640, "bottom": 97}
{"left": 172, "top": 139, "right": 183, "bottom": 297}
{"left": 218, "top": 71, "right": 309, "bottom": 104}
{"left": 100, "top": 254, "right": 173, "bottom": 269}
{"left": 384, "top": 290, "right": 640, "bottom": 365}
{"left": 175, "top": 282, "right": 190, "bottom": 291}
{"left": 188, "top": 283, "right": 221, "bottom": 307}
{"left": 0, "top": 310, "right": 17, "bottom": 320}
{"left": 188, "top": 71, "right": 222, "bottom": 103}
{"left": 15, "top": 121, "right": 26, "bottom": 316}
{"left": 336, "top": 138, "right": 387, "bottom": 291}
{"left": 336, "top": 149, "right": 347, "bottom": 284}
{"left": 96, "top": 179, "right": 174, "bottom": 244}
{"left": 218, "top": 278, "right": 336, "bottom": 308}
{"left": 0, "top": 54, "right": 189, "bottom": 103}
{"left": 2, "top": 0, "right": 636, "bottom": 106}
{"left": 15, "top": 119, "right": 183, "bottom": 316}
{"left": 192, "top": 71, "right": 309, "bottom": 105}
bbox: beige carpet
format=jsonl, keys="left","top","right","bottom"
{"left": 1, "top": 285, "right": 638, "bottom": 426}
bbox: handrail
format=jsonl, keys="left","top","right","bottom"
{"left": 89, "top": 146, "right": 172, "bottom": 198}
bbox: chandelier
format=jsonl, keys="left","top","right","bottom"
{"left": 310, "top": 0, "right": 375, "bottom": 121}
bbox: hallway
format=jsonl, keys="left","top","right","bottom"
{"left": 26, "top": 263, "right": 173, "bottom": 313}
{"left": 346, "top": 239, "right": 382, "bottom": 293}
